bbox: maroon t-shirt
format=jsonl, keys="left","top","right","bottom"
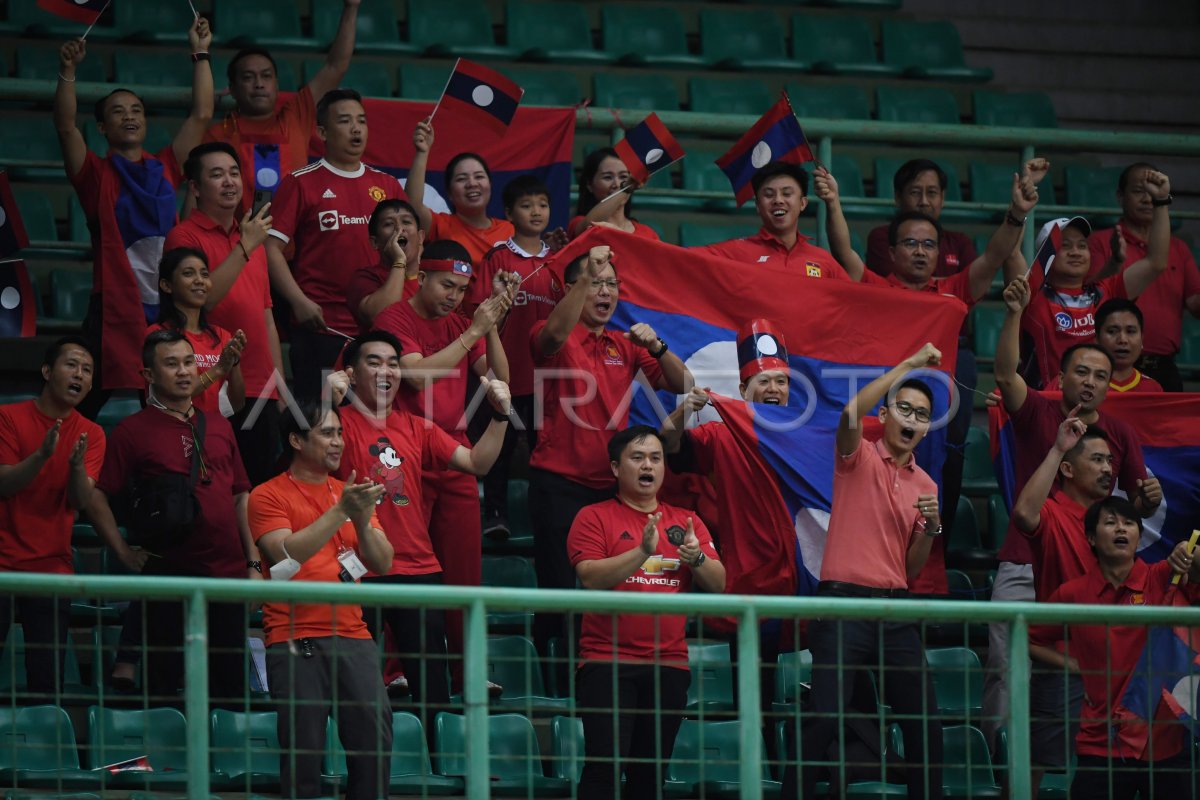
{"left": 866, "top": 226, "right": 977, "bottom": 278}
{"left": 99, "top": 407, "right": 250, "bottom": 577}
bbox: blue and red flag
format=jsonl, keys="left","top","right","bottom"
{"left": 1027, "top": 219, "right": 1063, "bottom": 292}
{"left": 0, "top": 173, "right": 30, "bottom": 259}
{"left": 716, "top": 93, "right": 815, "bottom": 207}
{"left": 1119, "top": 624, "right": 1200, "bottom": 738}
{"left": 37, "top": 0, "right": 109, "bottom": 24}
{"left": 613, "top": 113, "right": 685, "bottom": 186}
{"left": 0, "top": 260, "right": 36, "bottom": 338}
{"left": 436, "top": 59, "right": 524, "bottom": 138}
{"left": 545, "top": 227, "right": 966, "bottom": 594}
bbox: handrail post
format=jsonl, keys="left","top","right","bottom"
{"left": 1007, "top": 613, "right": 1032, "bottom": 800}
{"left": 185, "top": 589, "right": 210, "bottom": 799}
{"left": 464, "top": 598, "right": 490, "bottom": 799}
{"left": 1021, "top": 144, "right": 1036, "bottom": 264}
{"left": 737, "top": 607, "right": 763, "bottom": 800}
{"left": 817, "top": 137, "right": 833, "bottom": 251}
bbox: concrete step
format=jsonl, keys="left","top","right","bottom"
{"left": 957, "top": 19, "right": 1200, "bottom": 58}
{"left": 901, "top": 0, "right": 1199, "bottom": 26}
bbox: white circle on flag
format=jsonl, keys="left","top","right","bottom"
{"left": 257, "top": 167, "right": 279, "bottom": 189}
{"left": 751, "top": 141, "right": 773, "bottom": 169}
{"left": 0, "top": 208, "right": 6, "bottom": 227}
{"left": 472, "top": 85, "right": 494, "bottom": 107}
{"left": 645, "top": 148, "right": 664, "bottom": 165}
{"left": 74, "top": 0, "right": 88, "bottom": 5}
{"left": 0, "top": 287, "right": 19, "bottom": 310}
{"left": 757, "top": 334, "right": 778, "bottom": 356}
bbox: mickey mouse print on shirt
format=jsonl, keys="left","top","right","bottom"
{"left": 368, "top": 437, "right": 409, "bottom": 506}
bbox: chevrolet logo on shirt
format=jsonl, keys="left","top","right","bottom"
{"left": 641, "top": 555, "right": 681, "bottom": 575}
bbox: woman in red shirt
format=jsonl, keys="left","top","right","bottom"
{"left": 568, "top": 147, "right": 660, "bottom": 240}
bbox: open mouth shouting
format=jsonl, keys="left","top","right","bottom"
{"left": 899, "top": 425, "right": 916, "bottom": 444}
{"left": 637, "top": 472, "right": 655, "bottom": 488}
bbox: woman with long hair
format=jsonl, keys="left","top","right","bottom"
{"left": 568, "top": 147, "right": 660, "bottom": 240}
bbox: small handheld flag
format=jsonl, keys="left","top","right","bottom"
{"left": 716, "top": 93, "right": 815, "bottom": 207}
{"left": 37, "top": 0, "right": 109, "bottom": 24}
{"left": 612, "top": 112, "right": 685, "bottom": 187}
{"left": 0, "top": 173, "right": 30, "bottom": 260}
{"left": 432, "top": 59, "right": 523, "bottom": 137}
{"left": 1171, "top": 529, "right": 1200, "bottom": 585}
{"left": 0, "top": 260, "right": 36, "bottom": 338}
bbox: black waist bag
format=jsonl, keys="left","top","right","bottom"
{"left": 128, "top": 411, "right": 205, "bottom": 552}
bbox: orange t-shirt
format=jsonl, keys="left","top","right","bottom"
{"left": 248, "top": 471, "right": 380, "bottom": 646}
{"left": 428, "top": 212, "right": 514, "bottom": 266}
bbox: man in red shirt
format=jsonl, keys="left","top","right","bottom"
{"left": 786, "top": 344, "right": 945, "bottom": 800}
{"left": 86, "top": 330, "right": 261, "bottom": 704}
{"left": 167, "top": 142, "right": 282, "bottom": 483}
{"left": 1030, "top": 497, "right": 1200, "bottom": 798}
{"left": 1045, "top": 299, "right": 1163, "bottom": 394}
{"left": 204, "top": 0, "right": 361, "bottom": 208}
{"left": 249, "top": 399, "right": 394, "bottom": 800}
{"left": 266, "top": 88, "right": 406, "bottom": 399}
{"left": 528, "top": 245, "right": 691, "bottom": 652}
{"left": 346, "top": 199, "right": 425, "bottom": 331}
{"left": 699, "top": 162, "right": 848, "bottom": 279}
{"left": 0, "top": 337, "right": 104, "bottom": 696}
{"left": 569, "top": 425, "right": 724, "bottom": 800}
{"left": 1089, "top": 161, "right": 1200, "bottom": 392}
{"left": 55, "top": 19, "right": 214, "bottom": 401}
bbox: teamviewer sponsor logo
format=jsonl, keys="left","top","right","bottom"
{"left": 318, "top": 210, "right": 339, "bottom": 231}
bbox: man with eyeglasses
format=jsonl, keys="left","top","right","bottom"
{"left": 527, "top": 245, "right": 692, "bottom": 658}
{"left": 783, "top": 343, "right": 946, "bottom": 800}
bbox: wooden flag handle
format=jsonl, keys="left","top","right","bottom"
{"left": 1172, "top": 530, "right": 1200, "bottom": 585}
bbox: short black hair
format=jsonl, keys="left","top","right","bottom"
{"left": 893, "top": 159, "right": 948, "bottom": 196}
{"left": 896, "top": 378, "right": 934, "bottom": 409}
{"left": 751, "top": 161, "right": 808, "bottom": 197}
{"left": 421, "top": 239, "right": 472, "bottom": 264}
{"left": 141, "top": 328, "right": 191, "bottom": 369}
{"left": 607, "top": 424, "right": 664, "bottom": 464}
{"left": 94, "top": 88, "right": 145, "bottom": 124}
{"left": 503, "top": 174, "right": 551, "bottom": 211}
{"left": 1117, "top": 161, "right": 1158, "bottom": 194}
{"left": 227, "top": 47, "right": 279, "bottom": 87}
{"left": 564, "top": 252, "right": 617, "bottom": 284}
{"left": 343, "top": 331, "right": 403, "bottom": 371}
{"left": 368, "top": 199, "right": 421, "bottom": 237}
{"left": 1063, "top": 424, "right": 1108, "bottom": 464}
{"left": 43, "top": 336, "right": 93, "bottom": 372}
{"left": 316, "top": 88, "right": 364, "bottom": 128}
{"left": 1084, "top": 496, "right": 1142, "bottom": 539}
{"left": 887, "top": 211, "right": 944, "bottom": 247}
{"left": 280, "top": 398, "right": 340, "bottom": 463}
{"left": 1095, "top": 298, "right": 1144, "bottom": 332}
{"left": 183, "top": 142, "right": 241, "bottom": 185}
{"left": 1060, "top": 342, "right": 1113, "bottom": 375}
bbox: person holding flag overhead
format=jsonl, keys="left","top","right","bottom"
{"left": 54, "top": 16, "right": 214, "bottom": 403}
{"left": 715, "top": 93, "right": 815, "bottom": 208}
{"left": 568, "top": 148, "right": 661, "bottom": 240}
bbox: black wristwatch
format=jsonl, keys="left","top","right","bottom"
{"left": 692, "top": 552, "right": 706, "bottom": 568}
{"left": 1005, "top": 209, "right": 1026, "bottom": 227}
{"left": 649, "top": 338, "right": 669, "bottom": 359}
{"left": 247, "top": 560, "right": 262, "bottom": 573}
{"left": 492, "top": 407, "right": 513, "bottom": 422}
{"left": 1152, "top": 194, "right": 1173, "bottom": 207}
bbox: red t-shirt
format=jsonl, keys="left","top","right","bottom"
{"left": 427, "top": 213, "right": 514, "bottom": 267}
{"left": 568, "top": 216, "right": 660, "bottom": 242}
{"left": 268, "top": 159, "right": 406, "bottom": 332}
{"left": 569, "top": 498, "right": 718, "bottom": 666}
{"left": 1022, "top": 275, "right": 1128, "bottom": 382}
{"left": 1022, "top": 489, "right": 1093, "bottom": 602}
{"left": 1045, "top": 370, "right": 1164, "bottom": 394}
{"left": 345, "top": 262, "right": 419, "bottom": 331}
{"left": 473, "top": 240, "right": 565, "bottom": 396}
{"left": 1089, "top": 227, "right": 1200, "bottom": 357}
{"left": 866, "top": 226, "right": 977, "bottom": 278}
{"left": 164, "top": 210, "right": 276, "bottom": 398}
{"left": 1031, "top": 560, "right": 1200, "bottom": 762}
{"left": 248, "top": 471, "right": 377, "bottom": 645}
{"left": 0, "top": 402, "right": 105, "bottom": 574}
{"left": 99, "top": 407, "right": 249, "bottom": 577}
{"left": 333, "top": 407, "right": 459, "bottom": 575}
{"left": 204, "top": 87, "right": 316, "bottom": 212}
{"left": 996, "top": 391, "right": 1146, "bottom": 565}
{"left": 145, "top": 323, "right": 232, "bottom": 417}
{"left": 528, "top": 321, "right": 665, "bottom": 488}
{"left": 859, "top": 269, "right": 977, "bottom": 306}
{"left": 373, "top": 300, "right": 485, "bottom": 445}
{"left": 700, "top": 228, "right": 850, "bottom": 280}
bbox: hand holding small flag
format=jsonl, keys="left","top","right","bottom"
{"left": 432, "top": 59, "right": 523, "bottom": 138}
{"left": 612, "top": 113, "right": 684, "bottom": 188}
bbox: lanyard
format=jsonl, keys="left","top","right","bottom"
{"left": 286, "top": 473, "right": 351, "bottom": 552}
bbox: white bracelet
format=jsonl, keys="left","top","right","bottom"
{"left": 58, "top": 72, "right": 76, "bottom": 83}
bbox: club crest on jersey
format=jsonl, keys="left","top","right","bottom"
{"left": 1130, "top": 592, "right": 1145, "bottom": 605}
{"left": 805, "top": 262, "right": 822, "bottom": 278}
{"left": 368, "top": 186, "right": 387, "bottom": 202}
{"left": 1054, "top": 312, "right": 1073, "bottom": 331}
{"left": 604, "top": 344, "right": 624, "bottom": 366}
{"left": 665, "top": 525, "right": 686, "bottom": 546}
{"left": 318, "top": 210, "right": 339, "bottom": 231}
{"left": 946, "top": 254, "right": 959, "bottom": 267}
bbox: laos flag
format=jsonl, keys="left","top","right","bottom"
{"left": 716, "top": 93, "right": 815, "bottom": 207}
{"left": 545, "top": 227, "right": 966, "bottom": 595}
{"left": 37, "top": 0, "right": 109, "bottom": 24}
{"left": 1120, "top": 624, "right": 1200, "bottom": 739}
{"left": 437, "top": 59, "right": 524, "bottom": 138}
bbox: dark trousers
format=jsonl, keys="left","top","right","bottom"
{"left": 230, "top": 399, "right": 282, "bottom": 486}
{"left": 267, "top": 635, "right": 391, "bottom": 800}
{"left": 481, "top": 394, "right": 537, "bottom": 520}
{"left": 423, "top": 467, "right": 481, "bottom": 686}
{"left": 77, "top": 294, "right": 111, "bottom": 419}
{"left": 288, "top": 329, "right": 348, "bottom": 402}
{"left": 0, "top": 596, "right": 71, "bottom": 697}
{"left": 1072, "top": 753, "right": 1196, "bottom": 799}
{"left": 786, "top": 617, "right": 943, "bottom": 800}
{"left": 1142, "top": 353, "right": 1184, "bottom": 393}
{"left": 576, "top": 662, "right": 690, "bottom": 800}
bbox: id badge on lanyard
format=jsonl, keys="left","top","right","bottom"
{"left": 336, "top": 543, "right": 368, "bottom": 583}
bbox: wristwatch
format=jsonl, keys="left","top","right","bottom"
{"left": 649, "top": 338, "right": 669, "bottom": 359}
{"left": 492, "top": 407, "right": 514, "bottom": 422}
{"left": 923, "top": 524, "right": 943, "bottom": 538}
{"left": 692, "top": 552, "right": 706, "bottom": 568}
{"left": 1152, "top": 194, "right": 1173, "bottom": 207}
{"left": 247, "top": 560, "right": 262, "bottom": 573}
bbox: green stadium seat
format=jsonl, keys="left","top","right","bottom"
{"left": 0, "top": 705, "right": 99, "bottom": 790}
{"left": 488, "top": 635, "right": 570, "bottom": 710}
{"left": 682, "top": 147, "right": 738, "bottom": 212}
{"left": 927, "top": 647, "right": 984, "bottom": 719}
{"left": 323, "top": 712, "right": 461, "bottom": 795}
{"left": 666, "top": 720, "right": 782, "bottom": 798}
{"left": 946, "top": 568, "right": 976, "bottom": 601}
{"left": 48, "top": 269, "right": 91, "bottom": 323}
{"left": 969, "top": 162, "right": 1022, "bottom": 207}
{"left": 434, "top": 712, "right": 571, "bottom": 795}
{"left": 212, "top": 52, "right": 300, "bottom": 92}
{"left": 775, "top": 720, "right": 908, "bottom": 796}
{"left": 972, "top": 304, "right": 1004, "bottom": 360}
{"left": 679, "top": 222, "right": 754, "bottom": 249}
{"left": 18, "top": 48, "right": 107, "bottom": 82}
{"left": 874, "top": 157, "right": 962, "bottom": 201}
{"left": 12, "top": 190, "right": 57, "bottom": 242}
{"left": 972, "top": 90, "right": 1057, "bottom": 129}
{"left": 687, "top": 642, "right": 736, "bottom": 714}
{"left": 113, "top": 2, "right": 193, "bottom": 43}
{"left": 1064, "top": 165, "right": 1123, "bottom": 209}
{"left": 96, "top": 395, "right": 143, "bottom": 434}
{"left": 214, "top": 0, "right": 315, "bottom": 50}
{"left": 601, "top": 6, "right": 709, "bottom": 69}
{"left": 85, "top": 706, "right": 189, "bottom": 789}
{"left": 311, "top": 0, "right": 418, "bottom": 55}
{"left": 482, "top": 556, "right": 536, "bottom": 629}
{"left": 113, "top": 51, "right": 192, "bottom": 88}
{"left": 505, "top": 68, "right": 582, "bottom": 107}
{"left": 875, "top": 86, "right": 961, "bottom": 126}
{"left": 792, "top": 15, "right": 901, "bottom": 78}
{"left": 506, "top": 0, "right": 614, "bottom": 65}
{"left": 816, "top": 0, "right": 903, "bottom": 9}
{"left": 992, "top": 727, "right": 1073, "bottom": 799}
{"left": 408, "top": 0, "right": 518, "bottom": 59}
{"left": 947, "top": 495, "right": 994, "bottom": 571}
{"left": 808, "top": 154, "right": 866, "bottom": 198}
{"left": 209, "top": 710, "right": 280, "bottom": 791}
{"left": 961, "top": 426, "right": 998, "bottom": 496}
{"left": 0, "top": 624, "right": 86, "bottom": 699}
{"left": 986, "top": 494, "right": 1009, "bottom": 555}
{"left": 302, "top": 59, "right": 393, "bottom": 98}
{"left": 786, "top": 84, "right": 872, "bottom": 120}
{"left": 548, "top": 715, "right": 583, "bottom": 782}
{"left": 544, "top": 636, "right": 573, "bottom": 699}
{"left": 0, "top": 117, "right": 61, "bottom": 164}
{"left": 399, "top": 62, "right": 456, "bottom": 101}
{"left": 880, "top": 20, "right": 994, "bottom": 83}
{"left": 699, "top": 9, "right": 806, "bottom": 72}
{"left": 941, "top": 725, "right": 1001, "bottom": 798}
{"left": 772, "top": 649, "right": 813, "bottom": 712}
{"left": 688, "top": 77, "right": 775, "bottom": 116}
{"left": 593, "top": 73, "right": 681, "bottom": 111}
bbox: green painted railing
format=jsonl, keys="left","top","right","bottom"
{"left": 3, "top": 571, "right": 1200, "bottom": 799}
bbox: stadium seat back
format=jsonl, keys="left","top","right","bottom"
{"left": 942, "top": 725, "right": 1000, "bottom": 793}
{"left": 1, "top": 117, "right": 65, "bottom": 162}
{"left": 481, "top": 556, "right": 537, "bottom": 589}
{"left": 549, "top": 715, "right": 583, "bottom": 781}
{"left": 786, "top": 83, "right": 871, "bottom": 120}
{"left": 49, "top": 269, "right": 92, "bottom": 323}
{"left": 972, "top": 305, "right": 1005, "bottom": 359}
{"left": 699, "top": 9, "right": 789, "bottom": 63}
{"left": 679, "top": 222, "right": 753, "bottom": 248}
{"left": 927, "top": 648, "right": 985, "bottom": 717}
{"left": 303, "top": 59, "right": 393, "bottom": 98}
{"left": 950, "top": 496, "right": 981, "bottom": 551}
{"left": 973, "top": 90, "right": 1057, "bottom": 129}
{"left": 774, "top": 649, "right": 813, "bottom": 706}
{"left": 507, "top": 0, "right": 594, "bottom": 53}
{"left": 487, "top": 636, "right": 548, "bottom": 698}
{"left": 210, "top": 709, "right": 280, "bottom": 783}
{"left": 409, "top": 0, "right": 497, "bottom": 48}
{"left": 114, "top": 2, "right": 195, "bottom": 40}
{"left": 602, "top": 5, "right": 690, "bottom": 58}
{"left": 961, "top": 426, "right": 994, "bottom": 482}
{"left": 12, "top": 190, "right": 57, "bottom": 241}
{"left": 399, "top": 62, "right": 456, "bottom": 101}
{"left": 506, "top": 68, "right": 582, "bottom": 107}
{"left": 19, "top": 48, "right": 107, "bottom": 82}
{"left": 986, "top": 494, "right": 1010, "bottom": 552}
{"left": 0, "top": 704, "right": 83, "bottom": 771}
{"left": 0, "top": 624, "right": 84, "bottom": 692}
{"left": 86, "top": 706, "right": 188, "bottom": 771}
{"left": 882, "top": 20, "right": 967, "bottom": 69}
{"left": 114, "top": 51, "right": 192, "bottom": 87}
{"left": 312, "top": 0, "right": 400, "bottom": 46}
{"left": 1064, "top": 165, "right": 1123, "bottom": 208}
{"left": 792, "top": 14, "right": 878, "bottom": 66}
{"left": 876, "top": 86, "right": 960, "bottom": 126}
{"left": 593, "top": 73, "right": 680, "bottom": 111}
{"left": 214, "top": 0, "right": 305, "bottom": 40}
{"left": 687, "top": 642, "right": 735, "bottom": 711}
{"left": 688, "top": 77, "right": 774, "bottom": 116}
{"left": 969, "top": 162, "right": 1023, "bottom": 205}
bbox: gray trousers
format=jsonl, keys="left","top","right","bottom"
{"left": 981, "top": 561, "right": 1034, "bottom": 751}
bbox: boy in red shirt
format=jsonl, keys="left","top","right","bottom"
{"left": 569, "top": 425, "right": 724, "bottom": 800}
{"left": 346, "top": 199, "right": 425, "bottom": 331}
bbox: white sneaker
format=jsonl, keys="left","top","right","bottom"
{"left": 487, "top": 680, "right": 504, "bottom": 698}
{"left": 386, "top": 674, "right": 410, "bottom": 697}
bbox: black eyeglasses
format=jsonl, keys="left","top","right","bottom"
{"left": 891, "top": 400, "right": 932, "bottom": 424}
{"left": 898, "top": 238, "right": 938, "bottom": 252}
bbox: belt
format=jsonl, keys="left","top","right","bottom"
{"left": 818, "top": 581, "right": 910, "bottom": 599}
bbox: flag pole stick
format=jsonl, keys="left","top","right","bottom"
{"left": 1172, "top": 530, "right": 1200, "bottom": 586}
{"left": 186, "top": 0, "right": 199, "bottom": 20}
{"left": 80, "top": 0, "right": 113, "bottom": 40}
{"left": 428, "top": 58, "right": 459, "bottom": 126}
